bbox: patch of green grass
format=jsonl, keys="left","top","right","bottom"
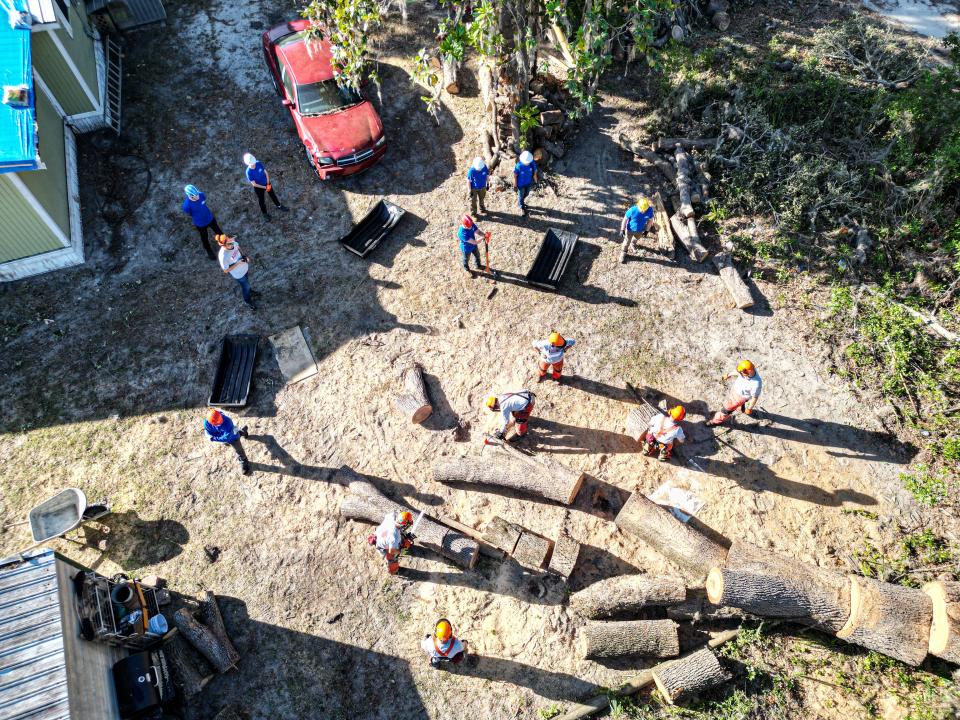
{"left": 900, "top": 464, "right": 951, "bottom": 507}
{"left": 537, "top": 705, "right": 561, "bottom": 720}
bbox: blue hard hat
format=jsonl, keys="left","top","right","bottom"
{"left": 184, "top": 184, "right": 200, "bottom": 198}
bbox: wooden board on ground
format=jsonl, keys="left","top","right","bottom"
{"left": 269, "top": 326, "right": 318, "bottom": 385}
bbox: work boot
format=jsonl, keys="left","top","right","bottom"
{"left": 552, "top": 374, "right": 562, "bottom": 383}
{"left": 278, "top": 205, "right": 289, "bottom": 212}
{"left": 239, "top": 426, "right": 249, "bottom": 438}
{"left": 537, "top": 373, "right": 547, "bottom": 383}
{"left": 241, "top": 460, "right": 252, "bottom": 475}
{"left": 642, "top": 441, "right": 656, "bottom": 456}
{"left": 658, "top": 447, "right": 671, "bottom": 461}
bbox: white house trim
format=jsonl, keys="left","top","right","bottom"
{"left": 0, "top": 241, "right": 84, "bottom": 281}
{"left": 41, "top": 25, "right": 100, "bottom": 112}
{"left": 51, "top": 0, "right": 73, "bottom": 38}
{"left": 33, "top": 71, "right": 65, "bottom": 117}
{"left": 6, "top": 173, "right": 70, "bottom": 248}
{"left": 63, "top": 123, "right": 83, "bottom": 262}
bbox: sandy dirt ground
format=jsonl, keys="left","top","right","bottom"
{"left": 0, "top": 0, "right": 942, "bottom": 718}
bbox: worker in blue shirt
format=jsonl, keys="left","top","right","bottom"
{"left": 619, "top": 195, "right": 656, "bottom": 263}
{"left": 514, "top": 150, "right": 538, "bottom": 216}
{"left": 182, "top": 184, "right": 222, "bottom": 260}
{"left": 457, "top": 214, "right": 487, "bottom": 277}
{"left": 204, "top": 409, "right": 250, "bottom": 475}
{"left": 467, "top": 157, "right": 489, "bottom": 215}
{"left": 243, "top": 153, "right": 288, "bottom": 221}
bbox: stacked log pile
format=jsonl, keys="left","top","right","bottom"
{"left": 171, "top": 591, "right": 240, "bottom": 675}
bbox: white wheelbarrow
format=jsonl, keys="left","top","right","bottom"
{"left": 5, "top": 488, "right": 112, "bottom": 555}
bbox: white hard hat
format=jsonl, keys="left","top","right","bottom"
{"left": 243, "top": 153, "right": 257, "bottom": 167}
{"left": 472, "top": 156, "right": 485, "bottom": 171}
{"left": 519, "top": 150, "right": 533, "bottom": 165}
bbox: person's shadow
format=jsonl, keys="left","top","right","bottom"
{"left": 80, "top": 510, "right": 189, "bottom": 571}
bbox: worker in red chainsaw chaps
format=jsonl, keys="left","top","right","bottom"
{"left": 421, "top": 618, "right": 467, "bottom": 668}
{"left": 486, "top": 390, "right": 535, "bottom": 441}
{"left": 457, "top": 214, "right": 487, "bottom": 278}
{"left": 706, "top": 360, "right": 763, "bottom": 426}
{"left": 643, "top": 405, "right": 687, "bottom": 461}
{"left": 533, "top": 332, "right": 576, "bottom": 382}
{"left": 368, "top": 511, "right": 414, "bottom": 574}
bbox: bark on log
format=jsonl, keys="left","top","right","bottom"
{"left": 615, "top": 491, "right": 728, "bottom": 580}
{"left": 547, "top": 512, "right": 580, "bottom": 578}
{"left": 652, "top": 647, "right": 730, "bottom": 705}
{"left": 196, "top": 591, "right": 241, "bottom": 668}
{"left": 836, "top": 575, "right": 933, "bottom": 666}
{"left": 710, "top": 11, "right": 731, "bottom": 31}
{"left": 666, "top": 588, "right": 748, "bottom": 623}
{"left": 540, "top": 109, "right": 563, "bottom": 125}
{"left": 550, "top": 23, "right": 576, "bottom": 67}
{"left": 571, "top": 575, "right": 687, "bottom": 619}
{"left": 434, "top": 441, "right": 585, "bottom": 504}
{"left": 172, "top": 609, "right": 236, "bottom": 674}
{"left": 441, "top": 55, "right": 460, "bottom": 94}
{"left": 395, "top": 363, "right": 433, "bottom": 424}
{"left": 652, "top": 192, "right": 674, "bottom": 256}
{"left": 712, "top": 253, "right": 754, "bottom": 309}
{"left": 616, "top": 133, "right": 676, "bottom": 182}
{"left": 481, "top": 516, "right": 522, "bottom": 554}
{"left": 706, "top": 541, "right": 849, "bottom": 631}
{"left": 163, "top": 630, "right": 211, "bottom": 698}
{"left": 674, "top": 146, "right": 696, "bottom": 219}
{"left": 657, "top": 138, "right": 719, "bottom": 151}
{"left": 625, "top": 405, "right": 659, "bottom": 442}
{"left": 478, "top": 61, "right": 495, "bottom": 111}
{"left": 579, "top": 619, "right": 680, "bottom": 659}
{"left": 670, "top": 212, "right": 709, "bottom": 262}
{"left": 513, "top": 530, "right": 553, "bottom": 570}
{"left": 923, "top": 580, "right": 960, "bottom": 664}
{"left": 337, "top": 466, "right": 480, "bottom": 569}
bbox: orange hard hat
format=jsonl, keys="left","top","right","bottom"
{"left": 435, "top": 619, "right": 452, "bottom": 641}
{"left": 737, "top": 360, "right": 755, "bottom": 376}
{"left": 548, "top": 332, "right": 565, "bottom": 347}
{"left": 216, "top": 234, "right": 232, "bottom": 246}
{"left": 669, "top": 405, "right": 686, "bottom": 422}
{"left": 485, "top": 396, "right": 498, "bottom": 410}
{"left": 397, "top": 511, "right": 413, "bottom": 527}
{"left": 207, "top": 409, "right": 223, "bottom": 425}
{"left": 461, "top": 214, "right": 473, "bottom": 228}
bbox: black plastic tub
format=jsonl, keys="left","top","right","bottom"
{"left": 208, "top": 334, "right": 259, "bottom": 407}
{"left": 525, "top": 228, "right": 579, "bottom": 290}
{"left": 338, "top": 199, "right": 406, "bottom": 258}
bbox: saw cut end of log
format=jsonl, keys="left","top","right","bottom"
{"left": 835, "top": 575, "right": 862, "bottom": 640}
{"left": 923, "top": 580, "right": 960, "bottom": 660}
{"left": 705, "top": 567, "right": 724, "bottom": 605}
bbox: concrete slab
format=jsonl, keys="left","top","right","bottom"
{"left": 269, "top": 326, "right": 318, "bottom": 385}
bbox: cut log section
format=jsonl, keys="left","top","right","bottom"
{"left": 481, "top": 516, "right": 522, "bottom": 554}
{"left": 196, "top": 591, "right": 240, "bottom": 668}
{"left": 394, "top": 363, "right": 433, "bottom": 424}
{"left": 172, "top": 608, "right": 237, "bottom": 674}
{"left": 434, "top": 439, "right": 585, "bottom": 504}
{"left": 707, "top": 541, "right": 850, "bottom": 632}
{"left": 547, "top": 512, "right": 581, "bottom": 578}
{"left": 656, "top": 138, "right": 718, "bottom": 151}
{"left": 616, "top": 133, "right": 676, "bottom": 182}
{"left": 923, "top": 580, "right": 960, "bottom": 664}
{"left": 337, "top": 466, "right": 480, "bottom": 569}
{"left": 615, "top": 492, "right": 728, "bottom": 580}
{"left": 540, "top": 109, "right": 563, "bottom": 125}
{"left": 652, "top": 192, "right": 674, "bottom": 257}
{"left": 836, "top": 575, "right": 933, "bottom": 666}
{"left": 666, "top": 589, "right": 748, "bottom": 623}
{"left": 163, "top": 630, "right": 211, "bottom": 698}
{"left": 625, "top": 405, "right": 659, "bottom": 442}
{"left": 441, "top": 55, "right": 460, "bottom": 94}
{"left": 670, "top": 213, "right": 708, "bottom": 262}
{"left": 652, "top": 647, "right": 730, "bottom": 705}
{"left": 712, "top": 253, "right": 754, "bottom": 309}
{"left": 579, "top": 619, "right": 680, "bottom": 659}
{"left": 674, "top": 145, "right": 696, "bottom": 219}
{"left": 513, "top": 530, "right": 553, "bottom": 570}
{"left": 571, "top": 575, "right": 687, "bottom": 619}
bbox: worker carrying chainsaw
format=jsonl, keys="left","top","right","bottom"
{"left": 706, "top": 360, "right": 763, "bottom": 426}
{"left": 619, "top": 195, "right": 656, "bottom": 263}
{"left": 421, "top": 618, "right": 467, "bottom": 668}
{"left": 485, "top": 390, "right": 535, "bottom": 440}
{"left": 643, "top": 406, "right": 686, "bottom": 460}
{"left": 533, "top": 332, "right": 576, "bottom": 382}
{"left": 367, "top": 510, "right": 415, "bottom": 574}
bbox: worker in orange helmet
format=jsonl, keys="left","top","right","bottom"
{"left": 533, "top": 332, "right": 576, "bottom": 382}
{"left": 485, "top": 390, "right": 535, "bottom": 441}
{"left": 368, "top": 511, "right": 414, "bottom": 574}
{"left": 643, "top": 406, "right": 687, "bottom": 461}
{"left": 706, "top": 360, "right": 763, "bottom": 426}
{"left": 203, "top": 409, "right": 250, "bottom": 475}
{"left": 421, "top": 618, "right": 467, "bottom": 668}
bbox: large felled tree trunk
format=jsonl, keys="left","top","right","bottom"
{"left": 172, "top": 608, "right": 237, "bottom": 674}
{"left": 433, "top": 439, "right": 585, "bottom": 504}
{"left": 706, "top": 541, "right": 850, "bottom": 632}
{"left": 337, "top": 466, "right": 480, "bottom": 569}
{"left": 615, "top": 491, "right": 728, "bottom": 580}
{"left": 652, "top": 647, "right": 730, "bottom": 705}
{"left": 394, "top": 363, "right": 433, "bottom": 424}
{"left": 836, "top": 575, "right": 933, "bottom": 666}
{"left": 579, "top": 619, "right": 680, "bottom": 659}
{"left": 571, "top": 575, "right": 687, "bottom": 619}
{"left": 196, "top": 591, "right": 241, "bottom": 667}
{"left": 712, "top": 253, "right": 754, "bottom": 309}
{"left": 616, "top": 133, "right": 676, "bottom": 182}
{"left": 923, "top": 580, "right": 960, "bottom": 664}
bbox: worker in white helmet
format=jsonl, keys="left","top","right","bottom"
{"left": 467, "top": 156, "right": 489, "bottom": 215}
{"left": 514, "top": 150, "right": 539, "bottom": 217}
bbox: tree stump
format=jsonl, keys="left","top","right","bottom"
{"left": 579, "top": 619, "right": 680, "bottom": 659}
{"left": 711, "top": 253, "right": 754, "bottom": 309}
{"left": 625, "top": 405, "right": 658, "bottom": 442}
{"left": 706, "top": 541, "right": 850, "bottom": 632}
{"left": 709, "top": 11, "right": 730, "bottom": 31}
{"left": 652, "top": 647, "right": 730, "bottom": 705}
{"left": 571, "top": 575, "right": 687, "bottom": 619}
{"left": 547, "top": 512, "right": 580, "bottom": 578}
{"left": 394, "top": 363, "right": 433, "bottom": 424}
{"left": 172, "top": 609, "right": 237, "bottom": 674}
{"left": 923, "top": 580, "right": 960, "bottom": 664}
{"left": 836, "top": 575, "right": 933, "bottom": 666}
{"left": 615, "top": 491, "right": 728, "bottom": 580}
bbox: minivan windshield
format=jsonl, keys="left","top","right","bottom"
{"left": 296, "top": 81, "right": 362, "bottom": 116}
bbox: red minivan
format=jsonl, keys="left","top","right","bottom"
{"left": 262, "top": 20, "right": 386, "bottom": 179}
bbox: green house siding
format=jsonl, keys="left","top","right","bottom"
{"left": 31, "top": 31, "right": 96, "bottom": 116}
{"left": 0, "top": 176, "right": 63, "bottom": 263}
{"left": 18, "top": 89, "right": 70, "bottom": 237}
{"left": 54, "top": 5, "right": 100, "bottom": 100}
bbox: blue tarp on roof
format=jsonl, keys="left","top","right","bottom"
{"left": 0, "top": 0, "right": 38, "bottom": 175}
